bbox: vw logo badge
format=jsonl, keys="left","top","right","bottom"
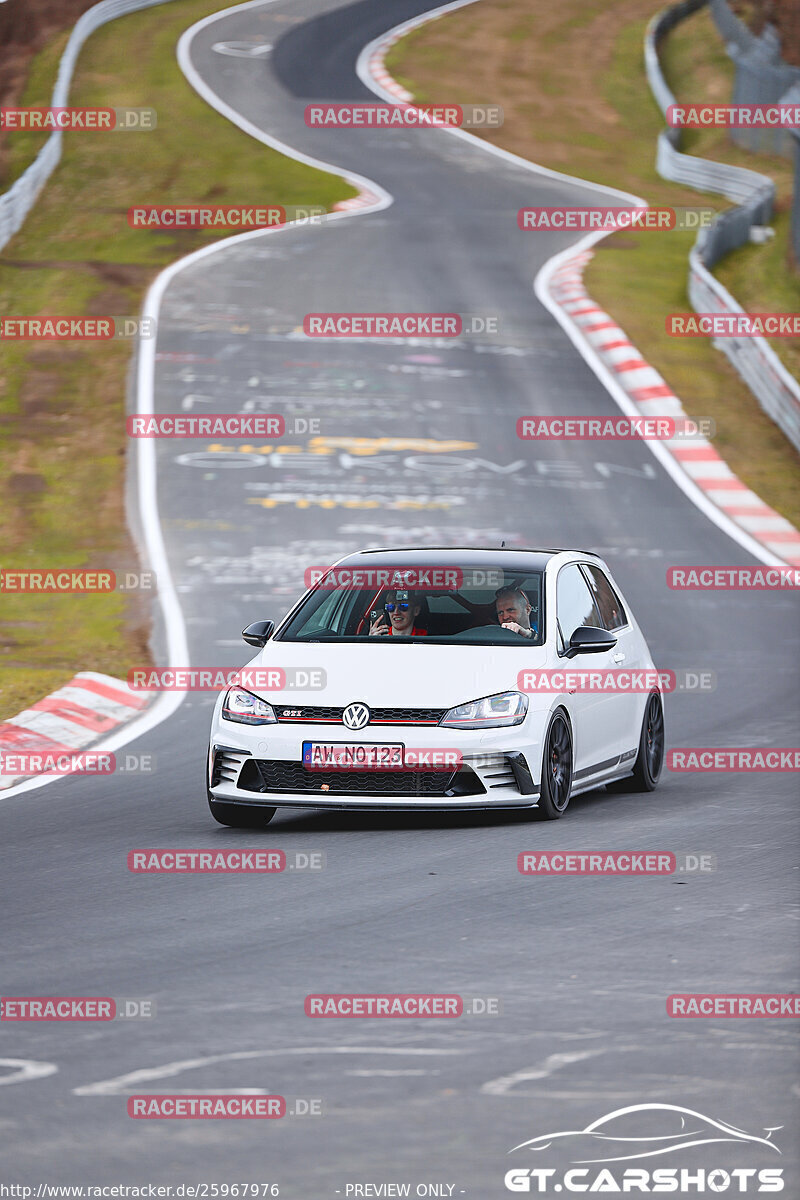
{"left": 342, "top": 702, "right": 370, "bottom": 730}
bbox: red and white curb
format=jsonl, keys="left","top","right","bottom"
{"left": 332, "top": 185, "right": 384, "bottom": 213}
{"left": 361, "top": 5, "right": 800, "bottom": 569}
{"left": 364, "top": 33, "right": 414, "bottom": 103}
{"left": 0, "top": 672, "right": 149, "bottom": 790}
{"left": 548, "top": 252, "right": 800, "bottom": 565}
{"left": 332, "top": 39, "right": 403, "bottom": 214}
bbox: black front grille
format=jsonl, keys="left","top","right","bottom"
{"left": 275, "top": 705, "right": 446, "bottom": 726}
{"left": 237, "top": 759, "right": 484, "bottom": 797}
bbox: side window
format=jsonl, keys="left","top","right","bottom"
{"left": 581, "top": 565, "right": 628, "bottom": 631}
{"left": 309, "top": 589, "right": 347, "bottom": 631}
{"left": 556, "top": 564, "right": 602, "bottom": 651}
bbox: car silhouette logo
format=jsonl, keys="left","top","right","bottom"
{"left": 342, "top": 703, "right": 370, "bottom": 730}
{"left": 509, "top": 1103, "right": 783, "bottom": 1164}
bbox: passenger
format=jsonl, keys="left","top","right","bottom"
{"left": 369, "top": 589, "right": 427, "bottom": 637}
{"left": 495, "top": 585, "right": 537, "bottom": 639}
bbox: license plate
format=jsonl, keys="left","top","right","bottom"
{"left": 302, "top": 742, "right": 404, "bottom": 770}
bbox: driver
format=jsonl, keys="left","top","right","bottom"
{"left": 495, "top": 584, "right": 537, "bottom": 640}
{"left": 369, "top": 589, "right": 427, "bottom": 637}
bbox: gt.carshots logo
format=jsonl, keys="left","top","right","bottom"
{"left": 504, "top": 1103, "right": 784, "bottom": 1193}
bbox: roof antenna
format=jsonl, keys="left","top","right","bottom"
{"left": 500, "top": 540, "right": 506, "bottom": 548}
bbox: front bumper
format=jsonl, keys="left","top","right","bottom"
{"left": 207, "top": 721, "right": 541, "bottom": 811}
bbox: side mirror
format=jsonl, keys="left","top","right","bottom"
{"left": 565, "top": 625, "right": 616, "bottom": 659}
{"left": 242, "top": 620, "right": 274, "bottom": 648}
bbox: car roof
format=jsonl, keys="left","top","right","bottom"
{"left": 333, "top": 547, "right": 602, "bottom": 571}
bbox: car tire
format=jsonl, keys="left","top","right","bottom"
{"left": 208, "top": 792, "right": 277, "bottom": 827}
{"left": 534, "top": 709, "right": 573, "bottom": 820}
{"left": 609, "top": 691, "right": 665, "bottom": 793}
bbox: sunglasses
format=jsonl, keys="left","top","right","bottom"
{"left": 384, "top": 602, "right": 411, "bottom": 613}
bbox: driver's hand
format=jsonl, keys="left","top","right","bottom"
{"left": 501, "top": 621, "right": 531, "bottom": 638}
{"left": 369, "top": 615, "right": 390, "bottom": 636}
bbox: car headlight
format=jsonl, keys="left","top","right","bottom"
{"left": 221, "top": 686, "right": 277, "bottom": 725}
{"left": 440, "top": 691, "right": 528, "bottom": 729}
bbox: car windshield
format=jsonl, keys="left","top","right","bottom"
{"left": 277, "top": 565, "right": 545, "bottom": 645}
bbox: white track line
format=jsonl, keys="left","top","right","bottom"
{"left": 75, "top": 1045, "right": 460, "bottom": 1095}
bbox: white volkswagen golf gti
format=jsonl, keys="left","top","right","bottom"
{"left": 207, "top": 548, "right": 665, "bottom": 825}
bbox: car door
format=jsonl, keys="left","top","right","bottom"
{"left": 580, "top": 563, "right": 642, "bottom": 763}
{"left": 555, "top": 563, "right": 624, "bottom": 778}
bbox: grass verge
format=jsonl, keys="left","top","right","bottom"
{"left": 386, "top": 0, "right": 799, "bottom": 527}
{"left": 0, "top": 0, "right": 356, "bottom": 722}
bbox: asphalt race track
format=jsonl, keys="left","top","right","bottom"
{"left": 2, "top": 0, "right": 798, "bottom": 1191}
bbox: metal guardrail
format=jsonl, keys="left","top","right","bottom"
{"left": 715, "top": 2, "right": 800, "bottom": 155}
{"left": 788, "top": 82, "right": 800, "bottom": 262}
{"left": 708, "top": 0, "right": 758, "bottom": 55}
{"left": 0, "top": 0, "right": 175, "bottom": 254}
{"left": 645, "top": 0, "right": 800, "bottom": 454}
